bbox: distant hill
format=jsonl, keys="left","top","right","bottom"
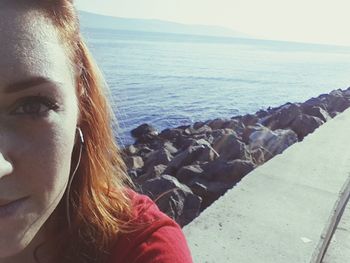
{"left": 78, "top": 11, "right": 251, "bottom": 39}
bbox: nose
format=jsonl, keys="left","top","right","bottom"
{"left": 0, "top": 153, "right": 13, "bottom": 179}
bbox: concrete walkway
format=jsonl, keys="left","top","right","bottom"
{"left": 183, "top": 108, "right": 350, "bottom": 263}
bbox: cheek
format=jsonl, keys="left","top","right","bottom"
{"left": 13, "top": 119, "right": 77, "bottom": 198}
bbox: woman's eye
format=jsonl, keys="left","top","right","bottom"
{"left": 12, "top": 96, "right": 59, "bottom": 116}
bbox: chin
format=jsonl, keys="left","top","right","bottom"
{"left": 0, "top": 224, "right": 42, "bottom": 260}
{"left": 0, "top": 239, "right": 30, "bottom": 259}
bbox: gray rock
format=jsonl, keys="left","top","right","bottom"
{"left": 185, "top": 125, "right": 212, "bottom": 135}
{"left": 262, "top": 103, "right": 302, "bottom": 130}
{"left": 165, "top": 144, "right": 215, "bottom": 175}
{"left": 189, "top": 182, "right": 208, "bottom": 199}
{"left": 242, "top": 123, "right": 266, "bottom": 144}
{"left": 303, "top": 97, "right": 328, "bottom": 111}
{"left": 326, "top": 92, "right": 350, "bottom": 113}
{"left": 176, "top": 165, "right": 204, "bottom": 184}
{"left": 290, "top": 114, "right": 324, "bottom": 140}
{"left": 141, "top": 175, "right": 202, "bottom": 226}
{"left": 163, "top": 141, "right": 178, "bottom": 155}
{"left": 302, "top": 106, "right": 331, "bottom": 122}
{"left": 159, "top": 128, "right": 183, "bottom": 141}
{"left": 241, "top": 114, "right": 259, "bottom": 126}
{"left": 125, "top": 156, "right": 144, "bottom": 170}
{"left": 144, "top": 148, "right": 173, "bottom": 170}
{"left": 188, "top": 178, "right": 234, "bottom": 211}
{"left": 196, "top": 145, "right": 219, "bottom": 162}
{"left": 192, "top": 138, "right": 211, "bottom": 147}
{"left": 255, "top": 109, "right": 269, "bottom": 118}
{"left": 123, "top": 145, "right": 138, "bottom": 155}
{"left": 249, "top": 128, "right": 298, "bottom": 156}
{"left": 131, "top": 123, "right": 159, "bottom": 143}
{"left": 192, "top": 134, "right": 210, "bottom": 141}
{"left": 137, "top": 145, "right": 153, "bottom": 158}
{"left": 145, "top": 164, "right": 167, "bottom": 178}
{"left": 250, "top": 147, "right": 273, "bottom": 165}
{"left": 211, "top": 129, "right": 239, "bottom": 140}
{"left": 213, "top": 134, "right": 251, "bottom": 161}
{"left": 329, "top": 111, "right": 340, "bottom": 118}
{"left": 177, "top": 137, "right": 197, "bottom": 150}
{"left": 214, "top": 159, "right": 255, "bottom": 183}
{"left": 207, "top": 118, "right": 229, "bottom": 130}
{"left": 223, "top": 119, "right": 245, "bottom": 136}
{"left": 193, "top": 121, "right": 206, "bottom": 130}
{"left": 342, "top": 87, "right": 350, "bottom": 99}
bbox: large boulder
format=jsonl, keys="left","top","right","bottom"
{"left": 249, "top": 127, "right": 298, "bottom": 156}
{"left": 141, "top": 175, "right": 202, "bottom": 226}
{"left": 206, "top": 118, "right": 228, "bottom": 130}
{"left": 214, "top": 159, "right": 255, "bottom": 183}
{"left": 143, "top": 148, "right": 173, "bottom": 171}
{"left": 166, "top": 144, "right": 219, "bottom": 173}
{"left": 255, "top": 109, "right": 269, "bottom": 119}
{"left": 242, "top": 123, "right": 266, "bottom": 144}
{"left": 223, "top": 119, "right": 246, "bottom": 137}
{"left": 241, "top": 113, "right": 259, "bottom": 127}
{"left": 131, "top": 123, "right": 159, "bottom": 143}
{"left": 342, "top": 87, "right": 350, "bottom": 99}
{"left": 290, "top": 114, "right": 324, "bottom": 140}
{"left": 142, "top": 164, "right": 167, "bottom": 180}
{"left": 176, "top": 165, "right": 204, "bottom": 184}
{"left": 189, "top": 179, "right": 231, "bottom": 211}
{"left": 184, "top": 125, "right": 212, "bottom": 136}
{"left": 162, "top": 141, "right": 178, "bottom": 155}
{"left": 250, "top": 147, "right": 273, "bottom": 165}
{"left": 325, "top": 91, "right": 350, "bottom": 113}
{"left": 212, "top": 134, "right": 251, "bottom": 161}
{"left": 193, "top": 121, "right": 206, "bottom": 130}
{"left": 302, "top": 97, "right": 328, "bottom": 111}
{"left": 159, "top": 128, "right": 183, "bottom": 144}
{"left": 262, "top": 103, "right": 302, "bottom": 130}
{"left": 200, "top": 159, "right": 255, "bottom": 182}
{"left": 302, "top": 106, "right": 331, "bottom": 122}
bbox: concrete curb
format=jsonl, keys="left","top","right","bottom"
{"left": 311, "top": 176, "right": 350, "bottom": 262}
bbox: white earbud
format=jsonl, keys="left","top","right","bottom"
{"left": 77, "top": 127, "right": 84, "bottom": 145}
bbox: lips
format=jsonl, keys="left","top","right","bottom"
{"left": 0, "top": 197, "right": 26, "bottom": 206}
{"left": 0, "top": 196, "right": 29, "bottom": 218}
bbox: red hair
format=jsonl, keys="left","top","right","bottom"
{"left": 19, "top": 1, "right": 139, "bottom": 262}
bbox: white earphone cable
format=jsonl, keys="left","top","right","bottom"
{"left": 66, "top": 128, "right": 84, "bottom": 229}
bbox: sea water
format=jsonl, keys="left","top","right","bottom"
{"left": 82, "top": 28, "right": 350, "bottom": 145}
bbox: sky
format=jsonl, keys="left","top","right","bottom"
{"left": 75, "top": 0, "right": 350, "bottom": 46}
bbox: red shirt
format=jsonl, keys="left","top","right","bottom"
{"left": 108, "top": 189, "right": 194, "bottom": 263}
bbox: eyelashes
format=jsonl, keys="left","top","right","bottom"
{"left": 11, "top": 95, "right": 60, "bottom": 117}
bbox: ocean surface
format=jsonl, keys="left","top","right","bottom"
{"left": 81, "top": 28, "right": 350, "bottom": 146}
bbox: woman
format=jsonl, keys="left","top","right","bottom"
{"left": 0, "top": 0, "right": 193, "bottom": 262}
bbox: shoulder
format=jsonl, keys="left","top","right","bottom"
{"left": 108, "top": 189, "right": 193, "bottom": 263}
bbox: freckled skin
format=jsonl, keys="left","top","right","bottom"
{"left": 0, "top": 4, "right": 79, "bottom": 263}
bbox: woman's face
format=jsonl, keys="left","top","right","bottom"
{"left": 0, "top": 5, "right": 79, "bottom": 259}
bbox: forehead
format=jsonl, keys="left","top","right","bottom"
{"left": 0, "top": 6, "right": 75, "bottom": 88}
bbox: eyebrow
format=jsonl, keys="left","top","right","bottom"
{"left": 4, "top": 76, "right": 60, "bottom": 94}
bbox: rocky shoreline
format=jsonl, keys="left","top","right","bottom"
{"left": 122, "top": 87, "right": 350, "bottom": 227}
